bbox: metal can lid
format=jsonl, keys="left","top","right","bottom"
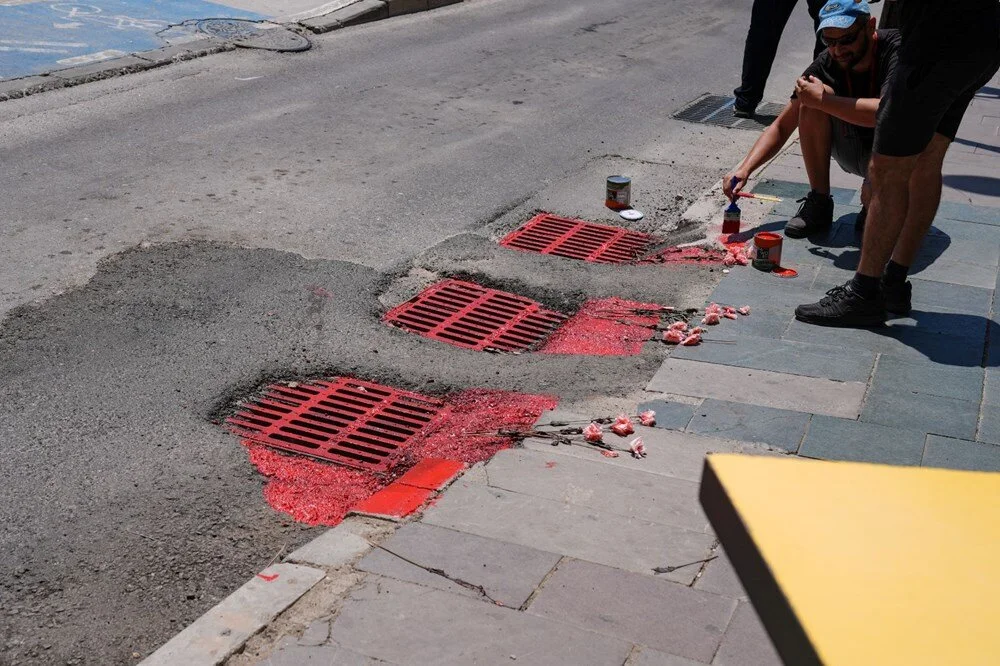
{"left": 619, "top": 209, "right": 644, "bottom": 221}
{"left": 607, "top": 176, "right": 631, "bottom": 186}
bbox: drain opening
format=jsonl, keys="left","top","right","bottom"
{"left": 673, "top": 94, "right": 785, "bottom": 130}
{"left": 500, "top": 213, "right": 654, "bottom": 264}
{"left": 227, "top": 378, "right": 448, "bottom": 472}
{"left": 383, "top": 279, "right": 567, "bottom": 352}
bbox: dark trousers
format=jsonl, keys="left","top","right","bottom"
{"left": 734, "top": 0, "right": 827, "bottom": 108}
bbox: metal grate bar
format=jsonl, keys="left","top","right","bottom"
{"left": 499, "top": 213, "right": 654, "bottom": 264}
{"left": 226, "top": 377, "right": 448, "bottom": 471}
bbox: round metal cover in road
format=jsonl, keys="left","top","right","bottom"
{"left": 197, "top": 19, "right": 312, "bottom": 52}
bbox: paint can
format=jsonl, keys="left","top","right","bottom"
{"left": 606, "top": 176, "right": 631, "bottom": 210}
{"left": 752, "top": 231, "right": 782, "bottom": 271}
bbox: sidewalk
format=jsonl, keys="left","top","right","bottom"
{"left": 161, "top": 77, "right": 1000, "bottom": 665}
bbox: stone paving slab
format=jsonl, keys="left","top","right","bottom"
{"left": 420, "top": 479, "right": 715, "bottom": 585}
{"left": 286, "top": 524, "right": 372, "bottom": 569}
{"left": 526, "top": 558, "right": 737, "bottom": 664}
{"left": 908, "top": 257, "right": 998, "bottom": 290}
{"left": 929, "top": 216, "right": 1000, "bottom": 244}
{"left": 484, "top": 448, "right": 711, "bottom": 533}
{"left": 632, "top": 646, "right": 706, "bottom": 665}
{"left": 922, "top": 435, "right": 1000, "bottom": 471}
{"left": 328, "top": 576, "right": 632, "bottom": 664}
{"left": 694, "top": 549, "right": 747, "bottom": 600}
{"left": 799, "top": 414, "right": 927, "bottom": 465}
{"left": 870, "top": 355, "right": 984, "bottom": 403}
{"left": 257, "top": 641, "right": 387, "bottom": 665}
{"left": 686, "top": 399, "right": 809, "bottom": 453}
{"left": 862, "top": 387, "right": 980, "bottom": 440}
{"left": 708, "top": 266, "right": 824, "bottom": 312}
{"left": 355, "top": 521, "right": 560, "bottom": 608}
{"left": 753, "top": 179, "right": 856, "bottom": 206}
{"left": 648, "top": 359, "right": 867, "bottom": 419}
{"left": 637, "top": 399, "right": 698, "bottom": 430}
{"left": 670, "top": 334, "right": 875, "bottom": 382}
{"left": 710, "top": 600, "right": 782, "bottom": 666}
{"left": 704, "top": 307, "right": 793, "bottom": 339}
{"left": 980, "top": 404, "right": 1000, "bottom": 444}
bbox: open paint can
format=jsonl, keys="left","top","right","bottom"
{"left": 752, "top": 231, "right": 782, "bottom": 271}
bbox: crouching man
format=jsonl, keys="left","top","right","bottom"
{"left": 724, "top": 0, "right": 894, "bottom": 239}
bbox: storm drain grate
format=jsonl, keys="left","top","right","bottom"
{"left": 227, "top": 378, "right": 447, "bottom": 472}
{"left": 673, "top": 94, "right": 786, "bottom": 130}
{"left": 500, "top": 213, "right": 654, "bottom": 264}
{"left": 383, "top": 279, "right": 567, "bottom": 352}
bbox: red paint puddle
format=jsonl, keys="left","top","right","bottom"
{"left": 539, "top": 298, "right": 661, "bottom": 356}
{"left": 638, "top": 246, "right": 727, "bottom": 265}
{"left": 242, "top": 388, "right": 556, "bottom": 526}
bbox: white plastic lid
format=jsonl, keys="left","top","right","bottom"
{"left": 619, "top": 209, "right": 644, "bottom": 221}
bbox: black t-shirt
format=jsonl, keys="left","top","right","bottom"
{"left": 792, "top": 29, "right": 900, "bottom": 102}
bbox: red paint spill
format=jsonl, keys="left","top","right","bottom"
{"left": 539, "top": 298, "right": 661, "bottom": 356}
{"left": 257, "top": 573, "right": 279, "bottom": 582}
{"left": 394, "top": 458, "right": 466, "bottom": 491}
{"left": 545, "top": 461, "right": 557, "bottom": 468}
{"left": 638, "top": 246, "right": 727, "bottom": 265}
{"left": 352, "top": 484, "right": 434, "bottom": 518}
{"left": 242, "top": 388, "right": 556, "bottom": 526}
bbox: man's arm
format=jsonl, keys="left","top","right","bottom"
{"left": 724, "top": 99, "right": 801, "bottom": 199}
{"left": 795, "top": 75, "right": 878, "bottom": 127}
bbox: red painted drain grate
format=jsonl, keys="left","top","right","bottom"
{"left": 227, "top": 378, "right": 448, "bottom": 472}
{"left": 383, "top": 279, "right": 567, "bottom": 352}
{"left": 500, "top": 213, "right": 655, "bottom": 264}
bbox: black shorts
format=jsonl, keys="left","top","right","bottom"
{"left": 830, "top": 118, "right": 873, "bottom": 178}
{"left": 875, "top": 49, "right": 1000, "bottom": 157}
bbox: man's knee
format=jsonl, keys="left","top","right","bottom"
{"left": 869, "top": 152, "right": 919, "bottom": 185}
{"left": 913, "top": 133, "right": 951, "bottom": 176}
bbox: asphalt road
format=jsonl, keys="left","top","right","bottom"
{"left": 0, "top": 0, "right": 816, "bottom": 663}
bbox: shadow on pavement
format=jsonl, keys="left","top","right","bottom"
{"left": 873, "top": 311, "right": 994, "bottom": 368}
{"left": 942, "top": 174, "right": 1000, "bottom": 196}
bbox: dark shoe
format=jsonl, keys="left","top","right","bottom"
{"left": 794, "top": 282, "right": 887, "bottom": 327}
{"left": 733, "top": 99, "right": 756, "bottom": 119}
{"left": 855, "top": 205, "right": 867, "bottom": 235}
{"left": 785, "top": 191, "right": 834, "bottom": 238}
{"left": 882, "top": 279, "right": 912, "bottom": 316}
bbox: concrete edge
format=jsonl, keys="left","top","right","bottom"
{"left": 0, "top": 0, "right": 465, "bottom": 103}
{"left": 140, "top": 562, "right": 326, "bottom": 666}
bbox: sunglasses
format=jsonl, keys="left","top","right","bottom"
{"left": 821, "top": 22, "right": 865, "bottom": 48}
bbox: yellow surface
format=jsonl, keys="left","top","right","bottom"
{"left": 707, "top": 454, "right": 1000, "bottom": 665}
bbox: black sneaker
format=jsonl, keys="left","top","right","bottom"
{"left": 785, "top": 191, "right": 834, "bottom": 238}
{"left": 734, "top": 99, "right": 756, "bottom": 119}
{"left": 794, "top": 282, "right": 887, "bottom": 327}
{"left": 882, "top": 279, "right": 912, "bottom": 316}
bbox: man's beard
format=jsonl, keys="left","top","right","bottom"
{"left": 835, "top": 34, "right": 871, "bottom": 71}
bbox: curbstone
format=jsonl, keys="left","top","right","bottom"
{"left": 134, "top": 39, "right": 232, "bottom": 67}
{"left": 140, "top": 563, "right": 325, "bottom": 666}
{"left": 428, "top": 0, "right": 462, "bottom": 7}
{"left": 0, "top": 75, "right": 64, "bottom": 102}
{"left": 387, "top": 0, "right": 429, "bottom": 17}
{"left": 286, "top": 525, "right": 373, "bottom": 568}
{"left": 49, "top": 56, "right": 155, "bottom": 82}
{"left": 302, "top": 0, "right": 388, "bottom": 32}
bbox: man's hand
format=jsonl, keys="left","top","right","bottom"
{"left": 723, "top": 170, "right": 749, "bottom": 201}
{"left": 795, "top": 75, "right": 827, "bottom": 109}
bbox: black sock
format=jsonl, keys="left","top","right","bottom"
{"left": 850, "top": 273, "right": 880, "bottom": 299}
{"left": 883, "top": 260, "right": 909, "bottom": 286}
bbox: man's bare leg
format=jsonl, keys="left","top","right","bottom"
{"left": 891, "top": 133, "right": 951, "bottom": 266}
{"left": 799, "top": 102, "right": 833, "bottom": 194}
{"left": 856, "top": 151, "right": 921, "bottom": 277}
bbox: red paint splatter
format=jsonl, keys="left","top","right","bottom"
{"left": 539, "top": 298, "right": 661, "bottom": 356}
{"left": 545, "top": 462, "right": 558, "bottom": 468}
{"left": 638, "top": 246, "right": 727, "bottom": 265}
{"left": 257, "top": 573, "right": 279, "bottom": 582}
{"left": 241, "top": 388, "right": 556, "bottom": 526}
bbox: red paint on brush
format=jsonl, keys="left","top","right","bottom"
{"left": 539, "top": 298, "right": 660, "bottom": 356}
{"left": 242, "top": 389, "right": 556, "bottom": 526}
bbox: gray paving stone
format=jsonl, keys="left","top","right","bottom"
{"left": 909, "top": 258, "right": 998, "bottom": 289}
{"left": 709, "top": 307, "right": 794, "bottom": 339}
{"left": 930, "top": 216, "right": 1000, "bottom": 243}
{"left": 983, "top": 368, "right": 1000, "bottom": 406}
{"left": 135, "top": 39, "right": 229, "bottom": 66}
{"left": 421, "top": 480, "right": 715, "bottom": 585}
{"left": 526, "top": 559, "right": 737, "bottom": 664}
{"left": 637, "top": 399, "right": 698, "bottom": 430}
{"left": 330, "top": 576, "right": 631, "bottom": 664}
{"left": 708, "top": 267, "right": 824, "bottom": 312}
{"left": 298, "top": 619, "right": 330, "bottom": 646}
{"left": 870, "top": 354, "right": 984, "bottom": 402}
{"left": 686, "top": 399, "right": 808, "bottom": 452}
{"left": 694, "top": 550, "right": 746, "bottom": 599}
{"left": 812, "top": 267, "right": 993, "bottom": 317}
{"left": 648, "top": 359, "right": 867, "bottom": 419}
{"left": 287, "top": 525, "right": 372, "bottom": 568}
{"left": 922, "top": 435, "right": 1000, "bottom": 471}
{"left": 861, "top": 387, "right": 979, "bottom": 440}
{"left": 711, "top": 601, "right": 781, "bottom": 666}
{"left": 671, "top": 334, "right": 875, "bottom": 382}
{"left": 937, "top": 200, "right": 1000, "bottom": 225}
{"left": 144, "top": 563, "right": 326, "bottom": 665}
{"left": 799, "top": 414, "right": 926, "bottom": 465}
{"left": 632, "top": 646, "right": 706, "bottom": 666}
{"left": 257, "top": 642, "right": 386, "bottom": 665}
{"left": 914, "top": 234, "right": 1000, "bottom": 268}
{"left": 754, "top": 179, "right": 856, "bottom": 206}
{"left": 978, "top": 404, "right": 1000, "bottom": 444}
{"left": 485, "top": 448, "right": 710, "bottom": 532}
{"left": 356, "top": 521, "right": 560, "bottom": 608}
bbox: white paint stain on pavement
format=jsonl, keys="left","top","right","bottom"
{"left": 56, "top": 48, "right": 124, "bottom": 65}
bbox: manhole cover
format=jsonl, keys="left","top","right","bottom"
{"left": 383, "top": 279, "right": 567, "bottom": 352}
{"left": 197, "top": 19, "right": 311, "bottom": 52}
{"left": 227, "top": 378, "right": 447, "bottom": 472}
{"left": 500, "top": 213, "right": 655, "bottom": 264}
{"left": 673, "top": 94, "right": 785, "bottom": 130}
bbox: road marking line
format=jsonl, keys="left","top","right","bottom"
{"left": 56, "top": 49, "right": 125, "bottom": 65}
{"left": 0, "top": 46, "right": 70, "bottom": 53}
{"left": 0, "top": 38, "right": 87, "bottom": 47}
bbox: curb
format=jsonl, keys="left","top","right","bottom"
{"left": 0, "top": 0, "right": 463, "bottom": 103}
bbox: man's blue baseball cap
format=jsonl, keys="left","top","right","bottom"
{"left": 816, "top": 0, "right": 871, "bottom": 33}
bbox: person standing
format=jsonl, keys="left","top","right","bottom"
{"left": 734, "top": 0, "right": 829, "bottom": 118}
{"left": 795, "top": 0, "right": 1000, "bottom": 327}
